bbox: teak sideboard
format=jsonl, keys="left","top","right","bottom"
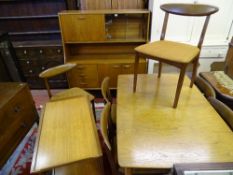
{"left": 58, "top": 9, "right": 150, "bottom": 88}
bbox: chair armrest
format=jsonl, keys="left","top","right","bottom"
{"left": 39, "top": 63, "right": 77, "bottom": 78}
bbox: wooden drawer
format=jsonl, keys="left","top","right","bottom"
{"left": 67, "top": 64, "right": 99, "bottom": 88}
{"left": 0, "top": 83, "right": 38, "bottom": 167}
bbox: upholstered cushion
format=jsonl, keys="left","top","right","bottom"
{"left": 51, "top": 87, "right": 94, "bottom": 101}
{"left": 135, "top": 40, "right": 200, "bottom": 63}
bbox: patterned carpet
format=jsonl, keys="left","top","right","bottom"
{"left": 0, "top": 90, "right": 104, "bottom": 175}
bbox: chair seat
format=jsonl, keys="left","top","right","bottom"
{"left": 51, "top": 87, "right": 95, "bottom": 101}
{"left": 135, "top": 40, "right": 200, "bottom": 63}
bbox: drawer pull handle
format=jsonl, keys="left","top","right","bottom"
{"left": 20, "top": 122, "right": 27, "bottom": 128}
{"left": 39, "top": 50, "right": 43, "bottom": 54}
{"left": 123, "top": 65, "right": 131, "bottom": 68}
{"left": 41, "top": 66, "right": 45, "bottom": 70}
{"left": 24, "top": 50, "right": 27, "bottom": 55}
{"left": 14, "top": 106, "right": 21, "bottom": 113}
{"left": 113, "top": 65, "right": 120, "bottom": 68}
{"left": 79, "top": 74, "right": 86, "bottom": 77}
{"left": 78, "top": 16, "right": 86, "bottom": 20}
{"left": 57, "top": 49, "right": 61, "bottom": 53}
{"left": 77, "top": 66, "right": 85, "bottom": 69}
{"left": 29, "top": 70, "right": 33, "bottom": 73}
{"left": 26, "top": 61, "right": 30, "bottom": 64}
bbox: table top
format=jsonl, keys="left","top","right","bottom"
{"left": 117, "top": 74, "right": 233, "bottom": 169}
{"left": 200, "top": 71, "right": 233, "bottom": 99}
{"left": 31, "top": 96, "right": 102, "bottom": 173}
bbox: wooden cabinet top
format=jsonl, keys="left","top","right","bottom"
{"left": 0, "top": 83, "right": 27, "bottom": 108}
{"left": 59, "top": 9, "right": 150, "bottom": 15}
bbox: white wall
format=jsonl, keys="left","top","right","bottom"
{"left": 148, "top": 0, "right": 233, "bottom": 74}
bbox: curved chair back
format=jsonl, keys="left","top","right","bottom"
{"left": 101, "top": 77, "right": 112, "bottom": 103}
{"left": 195, "top": 76, "right": 216, "bottom": 98}
{"left": 209, "top": 97, "right": 233, "bottom": 131}
{"left": 39, "top": 63, "right": 76, "bottom": 98}
{"left": 160, "top": 3, "right": 219, "bottom": 48}
{"left": 100, "top": 102, "right": 118, "bottom": 175}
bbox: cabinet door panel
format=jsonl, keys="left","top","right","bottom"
{"left": 79, "top": 0, "right": 111, "bottom": 10}
{"left": 112, "top": 0, "right": 146, "bottom": 9}
{"left": 60, "top": 14, "right": 105, "bottom": 42}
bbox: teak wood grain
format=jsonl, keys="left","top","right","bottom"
{"left": 31, "top": 96, "right": 102, "bottom": 173}
{"left": 117, "top": 74, "right": 233, "bottom": 174}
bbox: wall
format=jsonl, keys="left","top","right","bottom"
{"left": 148, "top": 0, "right": 233, "bottom": 73}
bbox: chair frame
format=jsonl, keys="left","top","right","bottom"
{"left": 133, "top": 3, "right": 218, "bottom": 108}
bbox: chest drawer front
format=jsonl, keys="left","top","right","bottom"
{"left": 67, "top": 64, "right": 99, "bottom": 88}
{"left": 0, "top": 85, "right": 37, "bottom": 166}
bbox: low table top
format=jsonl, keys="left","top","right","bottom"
{"left": 31, "top": 96, "right": 102, "bottom": 173}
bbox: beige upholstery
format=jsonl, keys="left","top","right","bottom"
{"left": 135, "top": 40, "right": 200, "bottom": 63}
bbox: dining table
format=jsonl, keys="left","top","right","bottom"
{"left": 117, "top": 74, "right": 233, "bottom": 175}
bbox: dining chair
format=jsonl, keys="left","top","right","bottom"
{"left": 195, "top": 76, "right": 216, "bottom": 98}
{"left": 39, "top": 63, "right": 96, "bottom": 120}
{"left": 100, "top": 103, "right": 171, "bottom": 175}
{"left": 209, "top": 97, "right": 233, "bottom": 131}
{"left": 101, "top": 77, "right": 116, "bottom": 124}
{"left": 133, "top": 3, "right": 219, "bottom": 108}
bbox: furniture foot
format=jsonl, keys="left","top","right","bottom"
{"left": 133, "top": 53, "right": 139, "bottom": 92}
{"left": 124, "top": 168, "right": 132, "bottom": 175}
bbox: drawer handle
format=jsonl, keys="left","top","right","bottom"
{"left": 57, "top": 49, "right": 61, "bottom": 53}
{"left": 77, "top": 16, "right": 86, "bottom": 20}
{"left": 123, "top": 65, "right": 131, "bottom": 68}
{"left": 29, "top": 70, "right": 33, "bottom": 73}
{"left": 41, "top": 66, "right": 45, "bottom": 70}
{"left": 80, "top": 82, "right": 87, "bottom": 85}
{"left": 79, "top": 74, "right": 86, "bottom": 77}
{"left": 26, "top": 61, "right": 30, "bottom": 64}
{"left": 20, "top": 122, "right": 27, "bottom": 128}
{"left": 14, "top": 106, "right": 21, "bottom": 113}
{"left": 24, "top": 50, "right": 27, "bottom": 55}
{"left": 112, "top": 65, "right": 120, "bottom": 68}
{"left": 77, "top": 66, "right": 85, "bottom": 69}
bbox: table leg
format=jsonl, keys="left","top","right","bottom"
{"left": 124, "top": 168, "right": 132, "bottom": 175}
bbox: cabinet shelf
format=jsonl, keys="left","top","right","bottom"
{"left": 65, "top": 39, "right": 147, "bottom": 44}
{"left": 0, "top": 15, "right": 58, "bottom": 20}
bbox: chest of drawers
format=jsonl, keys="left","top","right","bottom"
{"left": 0, "top": 83, "right": 38, "bottom": 167}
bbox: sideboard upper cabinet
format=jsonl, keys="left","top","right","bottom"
{"left": 59, "top": 10, "right": 150, "bottom": 88}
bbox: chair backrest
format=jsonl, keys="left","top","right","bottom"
{"left": 0, "top": 32, "right": 25, "bottom": 82}
{"left": 39, "top": 63, "right": 76, "bottom": 98}
{"left": 160, "top": 3, "right": 219, "bottom": 49}
{"left": 224, "top": 36, "right": 233, "bottom": 79}
{"left": 101, "top": 77, "right": 112, "bottom": 103}
{"left": 195, "top": 76, "right": 216, "bottom": 98}
{"left": 100, "top": 102, "right": 118, "bottom": 175}
{"left": 209, "top": 97, "right": 233, "bottom": 131}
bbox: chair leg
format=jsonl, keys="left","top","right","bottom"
{"left": 91, "top": 100, "right": 96, "bottom": 122}
{"left": 44, "top": 78, "right": 52, "bottom": 98}
{"left": 173, "top": 66, "right": 186, "bottom": 108}
{"left": 124, "top": 168, "right": 132, "bottom": 175}
{"left": 190, "top": 58, "right": 199, "bottom": 88}
{"left": 158, "top": 61, "right": 163, "bottom": 78}
{"left": 133, "top": 53, "right": 139, "bottom": 92}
